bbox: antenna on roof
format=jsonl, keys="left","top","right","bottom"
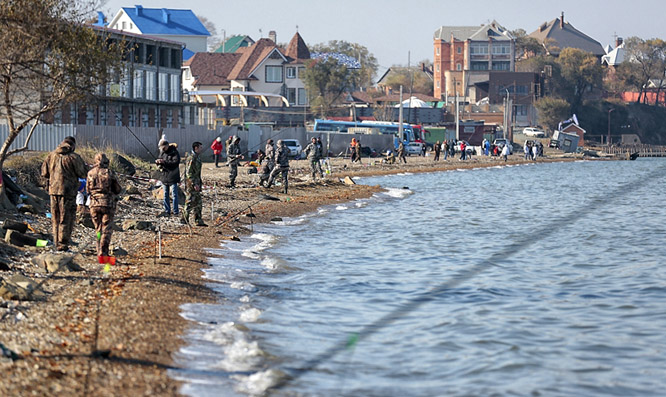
{"left": 296, "top": 24, "right": 299, "bottom": 32}
{"left": 259, "top": 28, "right": 263, "bottom": 38}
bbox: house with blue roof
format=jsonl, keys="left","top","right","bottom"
{"left": 107, "top": 5, "right": 209, "bottom": 57}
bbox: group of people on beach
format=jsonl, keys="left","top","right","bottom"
{"left": 41, "top": 136, "right": 121, "bottom": 263}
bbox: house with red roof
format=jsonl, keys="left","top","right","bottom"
{"left": 185, "top": 32, "right": 311, "bottom": 107}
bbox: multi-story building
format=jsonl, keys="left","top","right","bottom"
{"left": 46, "top": 26, "right": 194, "bottom": 128}
{"left": 433, "top": 21, "right": 515, "bottom": 100}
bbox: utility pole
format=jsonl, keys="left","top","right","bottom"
{"left": 408, "top": 51, "right": 413, "bottom": 124}
{"left": 398, "top": 85, "right": 404, "bottom": 142}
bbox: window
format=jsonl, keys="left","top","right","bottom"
{"left": 492, "top": 61, "right": 511, "bottom": 71}
{"left": 121, "top": 21, "right": 126, "bottom": 30}
{"left": 286, "top": 67, "right": 296, "bottom": 79}
{"left": 436, "top": 64, "right": 440, "bottom": 72}
{"left": 298, "top": 66, "right": 305, "bottom": 78}
{"left": 457, "top": 46, "right": 462, "bottom": 54}
{"left": 287, "top": 88, "right": 296, "bottom": 104}
{"left": 297, "top": 88, "right": 307, "bottom": 105}
{"left": 456, "top": 63, "right": 462, "bottom": 71}
{"left": 133, "top": 70, "right": 144, "bottom": 98}
{"left": 492, "top": 43, "right": 511, "bottom": 55}
{"left": 159, "top": 73, "right": 169, "bottom": 101}
{"left": 171, "top": 74, "right": 180, "bottom": 102}
{"left": 470, "top": 43, "right": 488, "bottom": 55}
{"left": 436, "top": 80, "right": 440, "bottom": 88}
{"left": 265, "top": 65, "right": 283, "bottom": 83}
{"left": 471, "top": 62, "right": 488, "bottom": 70}
{"left": 146, "top": 71, "right": 155, "bottom": 100}
{"left": 436, "top": 47, "right": 440, "bottom": 55}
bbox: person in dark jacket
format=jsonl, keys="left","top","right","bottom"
{"left": 434, "top": 140, "right": 441, "bottom": 161}
{"left": 226, "top": 136, "right": 243, "bottom": 187}
{"left": 87, "top": 153, "right": 122, "bottom": 261}
{"left": 155, "top": 140, "right": 181, "bottom": 216}
{"left": 182, "top": 142, "right": 206, "bottom": 226}
{"left": 41, "top": 136, "right": 88, "bottom": 251}
{"left": 267, "top": 140, "right": 290, "bottom": 194}
{"left": 259, "top": 139, "right": 275, "bottom": 187}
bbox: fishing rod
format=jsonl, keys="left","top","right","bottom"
{"left": 123, "top": 123, "right": 158, "bottom": 160}
{"left": 214, "top": 194, "right": 280, "bottom": 228}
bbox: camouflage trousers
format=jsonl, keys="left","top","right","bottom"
{"left": 309, "top": 159, "right": 323, "bottom": 179}
{"left": 183, "top": 188, "right": 203, "bottom": 223}
{"left": 50, "top": 195, "right": 76, "bottom": 250}
{"left": 90, "top": 206, "right": 115, "bottom": 257}
{"left": 267, "top": 166, "right": 289, "bottom": 194}
{"left": 228, "top": 164, "right": 238, "bottom": 186}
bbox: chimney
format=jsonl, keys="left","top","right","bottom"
{"left": 268, "top": 30, "right": 277, "bottom": 44}
{"left": 560, "top": 12, "right": 564, "bottom": 28}
{"left": 162, "top": 8, "right": 170, "bottom": 24}
{"left": 135, "top": 5, "right": 143, "bottom": 16}
{"left": 616, "top": 37, "right": 623, "bottom": 48}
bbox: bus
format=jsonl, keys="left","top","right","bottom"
{"left": 314, "top": 119, "right": 415, "bottom": 145}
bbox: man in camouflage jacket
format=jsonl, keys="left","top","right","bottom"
{"left": 41, "top": 136, "right": 88, "bottom": 251}
{"left": 87, "top": 153, "right": 122, "bottom": 259}
{"left": 183, "top": 142, "right": 206, "bottom": 226}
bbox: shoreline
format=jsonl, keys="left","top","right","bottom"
{"left": 0, "top": 153, "right": 586, "bottom": 395}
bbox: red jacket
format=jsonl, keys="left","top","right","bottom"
{"left": 211, "top": 140, "right": 224, "bottom": 155}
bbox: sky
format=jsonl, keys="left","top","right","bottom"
{"left": 100, "top": 0, "right": 665, "bottom": 73}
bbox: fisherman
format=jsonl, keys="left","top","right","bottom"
{"left": 182, "top": 141, "right": 207, "bottom": 226}
{"left": 349, "top": 138, "right": 357, "bottom": 162}
{"left": 210, "top": 137, "right": 224, "bottom": 168}
{"left": 226, "top": 135, "right": 243, "bottom": 188}
{"left": 355, "top": 139, "right": 362, "bottom": 163}
{"left": 303, "top": 137, "right": 320, "bottom": 180}
{"left": 41, "top": 136, "right": 88, "bottom": 251}
{"left": 434, "top": 140, "right": 441, "bottom": 161}
{"left": 155, "top": 140, "right": 181, "bottom": 217}
{"left": 86, "top": 153, "right": 122, "bottom": 262}
{"left": 397, "top": 141, "right": 407, "bottom": 163}
{"left": 259, "top": 139, "right": 275, "bottom": 187}
{"left": 315, "top": 137, "right": 325, "bottom": 177}
{"left": 267, "top": 139, "right": 290, "bottom": 194}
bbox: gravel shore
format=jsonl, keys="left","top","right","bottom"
{"left": 0, "top": 152, "right": 581, "bottom": 395}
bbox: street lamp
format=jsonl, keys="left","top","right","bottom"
{"left": 503, "top": 88, "right": 510, "bottom": 139}
{"left": 607, "top": 108, "right": 615, "bottom": 146}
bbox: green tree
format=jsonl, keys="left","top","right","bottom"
{"left": 302, "top": 57, "right": 358, "bottom": 117}
{"left": 310, "top": 40, "right": 378, "bottom": 88}
{"left": 620, "top": 37, "right": 666, "bottom": 105}
{"left": 555, "top": 48, "right": 603, "bottom": 113}
{"left": 0, "top": 0, "right": 124, "bottom": 170}
{"left": 511, "top": 28, "right": 545, "bottom": 59}
{"left": 535, "top": 97, "right": 570, "bottom": 131}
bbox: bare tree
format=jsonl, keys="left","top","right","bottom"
{"left": 0, "top": 0, "right": 125, "bottom": 198}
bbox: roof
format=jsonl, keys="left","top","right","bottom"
{"left": 214, "top": 35, "right": 254, "bottom": 53}
{"left": 285, "top": 32, "right": 310, "bottom": 62}
{"left": 373, "top": 93, "right": 440, "bottom": 103}
{"left": 227, "top": 38, "right": 283, "bottom": 81}
{"left": 434, "top": 20, "right": 513, "bottom": 42}
{"left": 120, "top": 5, "right": 210, "bottom": 36}
{"left": 601, "top": 43, "right": 625, "bottom": 66}
{"left": 184, "top": 52, "right": 242, "bottom": 86}
{"left": 528, "top": 14, "right": 604, "bottom": 56}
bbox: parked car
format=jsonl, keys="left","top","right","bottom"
{"left": 493, "top": 138, "right": 513, "bottom": 154}
{"left": 523, "top": 127, "right": 547, "bottom": 138}
{"left": 282, "top": 139, "right": 302, "bottom": 158}
{"left": 454, "top": 140, "right": 477, "bottom": 155}
{"left": 404, "top": 142, "right": 424, "bottom": 156}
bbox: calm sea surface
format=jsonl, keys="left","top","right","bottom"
{"left": 169, "top": 158, "right": 666, "bottom": 396}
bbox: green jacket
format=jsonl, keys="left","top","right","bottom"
{"left": 185, "top": 151, "right": 202, "bottom": 189}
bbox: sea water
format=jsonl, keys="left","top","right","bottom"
{"left": 170, "top": 158, "right": 666, "bottom": 396}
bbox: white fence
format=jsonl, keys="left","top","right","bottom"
{"left": 0, "top": 124, "right": 75, "bottom": 153}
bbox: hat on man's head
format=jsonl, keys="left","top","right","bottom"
{"left": 64, "top": 136, "right": 76, "bottom": 145}
{"left": 216, "top": 137, "right": 222, "bottom": 142}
